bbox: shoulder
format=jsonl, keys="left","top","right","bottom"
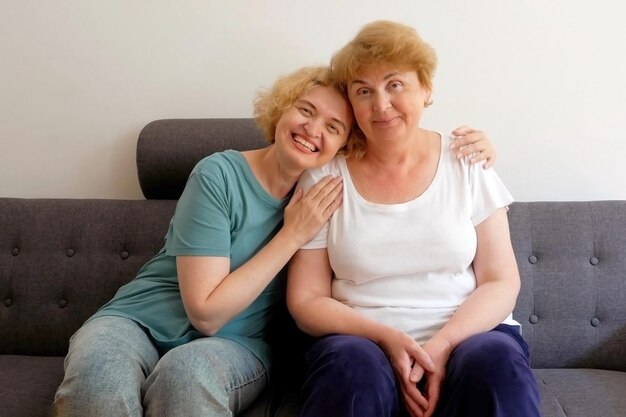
{"left": 188, "top": 151, "right": 252, "bottom": 193}
{"left": 193, "top": 150, "right": 244, "bottom": 177}
{"left": 437, "top": 130, "right": 477, "bottom": 176}
{"left": 298, "top": 156, "right": 345, "bottom": 190}
{"left": 177, "top": 151, "right": 251, "bottom": 205}
{"left": 310, "top": 155, "right": 344, "bottom": 175}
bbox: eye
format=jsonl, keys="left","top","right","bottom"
{"left": 298, "top": 106, "right": 313, "bottom": 116}
{"left": 326, "top": 123, "right": 340, "bottom": 135}
{"left": 355, "top": 87, "right": 371, "bottom": 96}
{"left": 389, "top": 80, "right": 403, "bottom": 90}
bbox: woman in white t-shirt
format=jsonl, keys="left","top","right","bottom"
{"left": 287, "top": 21, "right": 540, "bottom": 417}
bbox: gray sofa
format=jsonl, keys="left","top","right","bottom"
{"left": 1, "top": 118, "right": 625, "bottom": 417}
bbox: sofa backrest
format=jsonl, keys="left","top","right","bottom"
{"left": 509, "top": 201, "right": 626, "bottom": 371}
{"left": 1, "top": 118, "right": 268, "bottom": 356}
{"left": 0, "top": 198, "right": 176, "bottom": 355}
{"left": 137, "top": 118, "right": 267, "bottom": 199}
{"left": 2, "top": 118, "right": 625, "bottom": 372}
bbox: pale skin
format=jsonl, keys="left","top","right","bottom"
{"left": 287, "top": 65, "right": 520, "bottom": 417}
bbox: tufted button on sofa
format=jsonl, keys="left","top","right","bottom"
{"left": 1, "top": 119, "right": 625, "bottom": 417}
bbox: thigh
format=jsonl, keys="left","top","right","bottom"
{"left": 436, "top": 325, "right": 539, "bottom": 417}
{"left": 54, "top": 315, "right": 159, "bottom": 417}
{"left": 302, "top": 334, "right": 401, "bottom": 417}
{"left": 143, "top": 336, "right": 267, "bottom": 417}
{"left": 447, "top": 324, "right": 530, "bottom": 375}
{"left": 304, "top": 334, "right": 395, "bottom": 378}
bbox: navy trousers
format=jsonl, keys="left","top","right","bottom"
{"left": 299, "top": 325, "right": 540, "bottom": 417}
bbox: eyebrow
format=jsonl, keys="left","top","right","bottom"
{"left": 351, "top": 72, "right": 402, "bottom": 86}
{"left": 296, "top": 99, "right": 347, "bottom": 133}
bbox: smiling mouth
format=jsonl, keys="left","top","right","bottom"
{"left": 374, "top": 117, "right": 397, "bottom": 126}
{"left": 293, "top": 135, "right": 319, "bottom": 152}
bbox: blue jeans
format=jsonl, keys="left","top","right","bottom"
{"left": 53, "top": 316, "right": 267, "bottom": 417}
{"left": 300, "top": 325, "right": 540, "bottom": 417}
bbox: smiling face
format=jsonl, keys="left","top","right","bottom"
{"left": 348, "top": 65, "right": 431, "bottom": 145}
{"left": 274, "top": 85, "right": 352, "bottom": 171}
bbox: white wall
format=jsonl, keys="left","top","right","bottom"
{"left": 1, "top": 0, "right": 625, "bottom": 201}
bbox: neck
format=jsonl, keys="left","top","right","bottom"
{"left": 363, "top": 128, "right": 432, "bottom": 172}
{"left": 246, "top": 145, "right": 303, "bottom": 199}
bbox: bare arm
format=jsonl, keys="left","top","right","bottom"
{"left": 286, "top": 248, "right": 387, "bottom": 339}
{"left": 178, "top": 176, "right": 342, "bottom": 336}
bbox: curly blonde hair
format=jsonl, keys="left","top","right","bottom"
{"left": 254, "top": 66, "right": 346, "bottom": 143}
{"left": 331, "top": 20, "right": 437, "bottom": 158}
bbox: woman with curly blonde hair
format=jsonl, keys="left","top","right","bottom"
{"left": 53, "top": 66, "right": 351, "bottom": 417}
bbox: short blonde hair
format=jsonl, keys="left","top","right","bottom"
{"left": 254, "top": 66, "right": 345, "bottom": 143}
{"left": 331, "top": 21, "right": 437, "bottom": 157}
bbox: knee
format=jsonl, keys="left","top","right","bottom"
{"left": 302, "top": 336, "right": 400, "bottom": 417}
{"left": 54, "top": 360, "right": 141, "bottom": 416}
{"left": 440, "top": 331, "right": 540, "bottom": 416}
{"left": 449, "top": 332, "right": 531, "bottom": 388}
{"left": 57, "top": 347, "right": 136, "bottom": 405}
{"left": 144, "top": 340, "right": 267, "bottom": 416}
{"left": 312, "top": 335, "right": 392, "bottom": 379}
{"left": 148, "top": 344, "right": 228, "bottom": 398}
{"left": 306, "top": 335, "right": 396, "bottom": 393}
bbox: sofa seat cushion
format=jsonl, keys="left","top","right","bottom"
{"left": 0, "top": 355, "right": 64, "bottom": 417}
{"left": 534, "top": 368, "right": 626, "bottom": 417}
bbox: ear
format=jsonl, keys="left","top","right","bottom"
{"left": 424, "top": 88, "right": 433, "bottom": 108}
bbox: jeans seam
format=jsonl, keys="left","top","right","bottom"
{"left": 229, "top": 367, "right": 267, "bottom": 392}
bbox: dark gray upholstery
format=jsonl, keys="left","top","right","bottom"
{"left": 137, "top": 118, "right": 267, "bottom": 199}
{"left": 1, "top": 118, "right": 625, "bottom": 417}
{"left": 0, "top": 199, "right": 176, "bottom": 356}
{"left": 509, "top": 201, "right": 626, "bottom": 372}
{"left": 508, "top": 202, "right": 626, "bottom": 417}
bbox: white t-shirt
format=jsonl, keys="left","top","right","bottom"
{"left": 298, "top": 132, "right": 519, "bottom": 343}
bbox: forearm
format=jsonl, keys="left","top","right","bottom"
{"left": 290, "top": 296, "right": 393, "bottom": 344}
{"left": 288, "top": 247, "right": 400, "bottom": 345}
{"left": 187, "top": 228, "right": 302, "bottom": 335}
{"left": 433, "top": 277, "right": 519, "bottom": 349}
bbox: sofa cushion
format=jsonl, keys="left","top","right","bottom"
{"left": 0, "top": 355, "right": 64, "bottom": 417}
{"left": 534, "top": 368, "right": 626, "bottom": 417}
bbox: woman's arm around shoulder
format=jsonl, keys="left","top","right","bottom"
{"left": 178, "top": 176, "right": 343, "bottom": 336}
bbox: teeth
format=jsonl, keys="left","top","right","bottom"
{"left": 294, "top": 135, "right": 318, "bottom": 152}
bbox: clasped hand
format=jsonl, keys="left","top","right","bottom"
{"left": 381, "top": 330, "right": 452, "bottom": 417}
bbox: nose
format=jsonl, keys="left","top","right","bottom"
{"left": 373, "top": 91, "right": 391, "bottom": 112}
{"left": 304, "top": 118, "right": 322, "bottom": 138}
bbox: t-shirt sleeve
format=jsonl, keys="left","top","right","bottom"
{"left": 298, "top": 162, "right": 339, "bottom": 250}
{"left": 165, "top": 159, "right": 231, "bottom": 256}
{"left": 469, "top": 162, "right": 514, "bottom": 226}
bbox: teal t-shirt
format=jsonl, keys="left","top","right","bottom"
{"left": 90, "top": 150, "right": 289, "bottom": 370}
